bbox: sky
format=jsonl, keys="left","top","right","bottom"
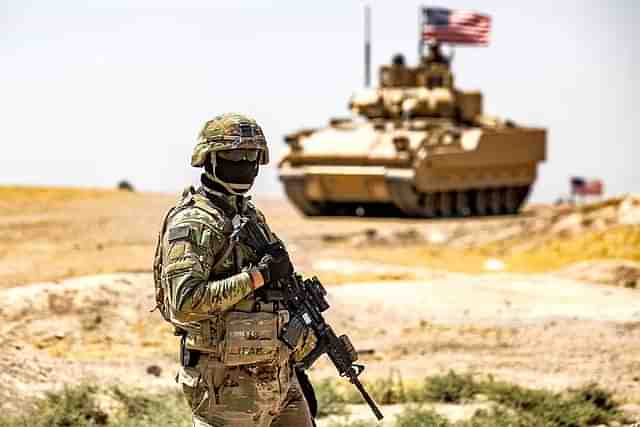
{"left": 1, "top": 0, "right": 638, "bottom": 202}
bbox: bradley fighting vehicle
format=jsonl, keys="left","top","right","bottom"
{"left": 278, "top": 9, "right": 546, "bottom": 218}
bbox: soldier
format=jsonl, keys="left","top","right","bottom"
{"left": 153, "top": 113, "right": 317, "bottom": 427}
{"left": 425, "top": 42, "right": 450, "bottom": 66}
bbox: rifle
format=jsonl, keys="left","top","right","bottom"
{"left": 279, "top": 274, "right": 384, "bottom": 421}
{"left": 240, "top": 221, "right": 383, "bottom": 420}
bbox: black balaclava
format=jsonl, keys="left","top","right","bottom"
{"left": 215, "top": 157, "right": 258, "bottom": 185}
{"left": 203, "top": 153, "right": 258, "bottom": 195}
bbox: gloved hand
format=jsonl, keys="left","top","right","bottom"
{"left": 257, "top": 244, "right": 292, "bottom": 284}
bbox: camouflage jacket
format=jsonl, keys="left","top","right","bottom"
{"left": 154, "top": 186, "right": 315, "bottom": 362}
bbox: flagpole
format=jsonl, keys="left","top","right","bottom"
{"left": 364, "top": 5, "right": 371, "bottom": 87}
{"left": 418, "top": 6, "right": 424, "bottom": 60}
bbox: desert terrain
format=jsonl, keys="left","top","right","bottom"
{"left": 1, "top": 186, "right": 639, "bottom": 425}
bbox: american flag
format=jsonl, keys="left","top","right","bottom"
{"left": 422, "top": 7, "right": 491, "bottom": 45}
{"left": 570, "top": 177, "right": 604, "bottom": 197}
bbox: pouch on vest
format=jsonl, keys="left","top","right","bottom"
{"left": 222, "top": 311, "right": 284, "bottom": 366}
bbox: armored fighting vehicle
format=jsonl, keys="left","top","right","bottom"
{"left": 278, "top": 42, "right": 546, "bottom": 218}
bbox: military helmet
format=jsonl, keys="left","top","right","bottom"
{"left": 191, "top": 113, "right": 269, "bottom": 167}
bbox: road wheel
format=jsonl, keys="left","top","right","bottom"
{"left": 455, "top": 191, "right": 471, "bottom": 217}
{"left": 489, "top": 188, "right": 504, "bottom": 215}
{"left": 387, "top": 177, "right": 424, "bottom": 217}
{"left": 281, "top": 177, "right": 324, "bottom": 216}
{"left": 439, "top": 191, "right": 454, "bottom": 217}
{"left": 504, "top": 187, "right": 519, "bottom": 214}
{"left": 422, "top": 193, "right": 437, "bottom": 218}
{"left": 474, "top": 189, "right": 488, "bottom": 216}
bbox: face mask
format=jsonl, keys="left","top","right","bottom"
{"left": 215, "top": 156, "right": 259, "bottom": 185}
{"left": 203, "top": 153, "right": 259, "bottom": 195}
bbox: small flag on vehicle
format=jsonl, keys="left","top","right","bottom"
{"left": 422, "top": 7, "right": 491, "bottom": 46}
{"left": 570, "top": 177, "right": 604, "bottom": 196}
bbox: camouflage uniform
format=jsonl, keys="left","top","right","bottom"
{"left": 153, "top": 113, "right": 316, "bottom": 427}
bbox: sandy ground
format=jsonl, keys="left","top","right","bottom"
{"left": 0, "top": 189, "right": 462, "bottom": 287}
{"left": 2, "top": 270, "right": 639, "bottom": 420}
{"left": 1, "top": 188, "right": 639, "bottom": 424}
{"left": 0, "top": 189, "right": 587, "bottom": 288}
{"left": 0, "top": 190, "right": 173, "bottom": 287}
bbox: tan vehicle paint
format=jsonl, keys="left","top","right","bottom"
{"left": 278, "top": 46, "right": 546, "bottom": 218}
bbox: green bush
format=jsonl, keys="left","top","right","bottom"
{"left": 327, "top": 420, "right": 371, "bottom": 427}
{"left": 0, "top": 384, "right": 190, "bottom": 427}
{"left": 0, "top": 375, "right": 624, "bottom": 427}
{"left": 423, "top": 370, "right": 478, "bottom": 403}
{"left": 395, "top": 405, "right": 450, "bottom": 427}
{"left": 0, "top": 384, "right": 108, "bottom": 427}
{"left": 109, "top": 386, "right": 189, "bottom": 427}
{"left": 460, "top": 407, "right": 536, "bottom": 427}
{"left": 315, "top": 378, "right": 349, "bottom": 417}
{"left": 361, "top": 371, "right": 420, "bottom": 405}
{"left": 571, "top": 382, "right": 617, "bottom": 411}
{"left": 476, "top": 377, "right": 622, "bottom": 427}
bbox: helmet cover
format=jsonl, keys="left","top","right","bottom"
{"left": 191, "top": 112, "right": 269, "bottom": 167}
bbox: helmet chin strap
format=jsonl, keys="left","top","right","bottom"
{"left": 204, "top": 155, "right": 254, "bottom": 196}
{"left": 203, "top": 171, "right": 253, "bottom": 195}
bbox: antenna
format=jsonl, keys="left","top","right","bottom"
{"left": 418, "top": 6, "right": 424, "bottom": 59}
{"left": 364, "top": 5, "right": 371, "bottom": 87}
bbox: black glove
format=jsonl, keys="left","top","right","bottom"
{"left": 257, "top": 244, "right": 292, "bottom": 284}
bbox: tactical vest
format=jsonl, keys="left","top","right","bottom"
{"left": 153, "top": 186, "right": 289, "bottom": 361}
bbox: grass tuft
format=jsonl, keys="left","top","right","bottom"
{"left": 395, "top": 405, "right": 450, "bottom": 427}
{"left": 327, "top": 420, "right": 371, "bottom": 427}
{"left": 313, "top": 371, "right": 625, "bottom": 426}
{"left": 0, "top": 375, "right": 626, "bottom": 427}
{"left": 0, "top": 384, "right": 108, "bottom": 427}
{"left": 0, "top": 384, "right": 190, "bottom": 427}
{"left": 315, "top": 378, "right": 349, "bottom": 418}
{"left": 463, "top": 406, "right": 537, "bottom": 427}
{"left": 479, "top": 377, "right": 622, "bottom": 426}
{"left": 423, "top": 370, "right": 478, "bottom": 403}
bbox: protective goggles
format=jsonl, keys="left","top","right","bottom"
{"left": 217, "top": 149, "right": 260, "bottom": 162}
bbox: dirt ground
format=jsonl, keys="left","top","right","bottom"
{"left": 1, "top": 187, "right": 639, "bottom": 423}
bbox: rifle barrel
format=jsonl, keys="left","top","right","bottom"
{"left": 351, "top": 373, "right": 384, "bottom": 420}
